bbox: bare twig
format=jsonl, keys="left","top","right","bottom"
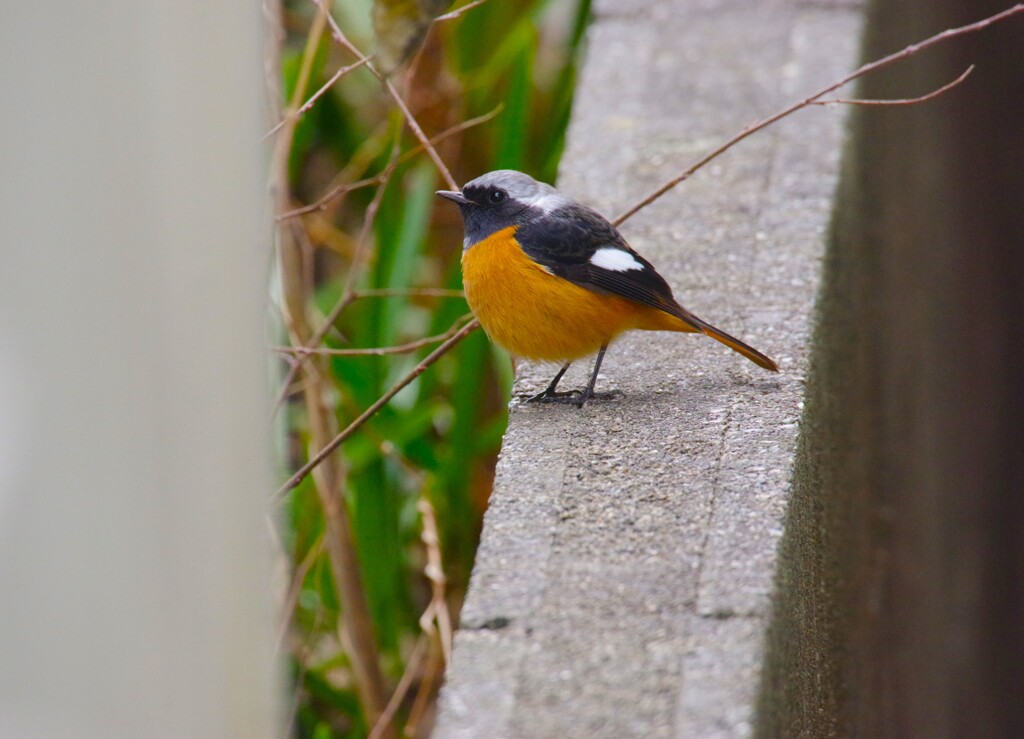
{"left": 272, "top": 137, "right": 398, "bottom": 415}
{"left": 274, "top": 535, "right": 325, "bottom": 659}
{"left": 436, "top": 0, "right": 490, "bottom": 23}
{"left": 813, "top": 64, "right": 974, "bottom": 107}
{"left": 274, "top": 318, "right": 481, "bottom": 502}
{"left": 285, "top": 120, "right": 392, "bottom": 221}
{"left": 418, "top": 497, "right": 453, "bottom": 665}
{"left": 367, "top": 636, "right": 429, "bottom": 739}
{"left": 612, "top": 5, "right": 1024, "bottom": 226}
{"left": 313, "top": 0, "right": 460, "bottom": 190}
{"left": 314, "top": 145, "right": 398, "bottom": 337}
{"left": 276, "top": 370, "right": 310, "bottom": 404}
{"left": 272, "top": 144, "right": 400, "bottom": 418}
{"left": 267, "top": 0, "right": 329, "bottom": 194}
{"left": 279, "top": 105, "right": 501, "bottom": 220}
{"left": 271, "top": 313, "right": 474, "bottom": 357}
{"left": 404, "top": 631, "right": 445, "bottom": 737}
{"left": 384, "top": 78, "right": 460, "bottom": 190}
{"left": 268, "top": 0, "right": 331, "bottom": 414}
{"left": 280, "top": 236, "right": 393, "bottom": 728}
{"left": 284, "top": 599, "right": 328, "bottom": 733}
{"left": 280, "top": 176, "right": 383, "bottom": 221}
{"left": 264, "top": 56, "right": 372, "bottom": 140}
{"left": 270, "top": 2, "right": 392, "bottom": 728}
{"left": 307, "top": 123, "right": 454, "bottom": 370}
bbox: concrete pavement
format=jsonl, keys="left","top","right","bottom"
{"left": 434, "top": 1, "right": 862, "bottom": 735}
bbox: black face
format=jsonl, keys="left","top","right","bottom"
{"left": 461, "top": 182, "right": 514, "bottom": 208}
{"left": 456, "top": 184, "right": 532, "bottom": 248}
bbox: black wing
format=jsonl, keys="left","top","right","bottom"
{"left": 516, "top": 200, "right": 779, "bottom": 371}
{"left": 516, "top": 203, "right": 692, "bottom": 322}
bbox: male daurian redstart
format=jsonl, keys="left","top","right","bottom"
{"left": 437, "top": 170, "right": 778, "bottom": 407}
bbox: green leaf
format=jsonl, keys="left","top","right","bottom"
{"left": 495, "top": 30, "right": 535, "bottom": 171}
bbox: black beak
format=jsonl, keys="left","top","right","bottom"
{"left": 436, "top": 190, "right": 472, "bottom": 206}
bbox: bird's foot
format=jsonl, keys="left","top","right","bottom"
{"left": 522, "top": 387, "right": 620, "bottom": 407}
{"left": 524, "top": 388, "right": 581, "bottom": 404}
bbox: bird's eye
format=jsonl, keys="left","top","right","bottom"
{"left": 488, "top": 189, "right": 507, "bottom": 204}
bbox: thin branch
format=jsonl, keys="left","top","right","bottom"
{"left": 264, "top": 56, "right": 372, "bottom": 140}
{"left": 436, "top": 0, "right": 490, "bottom": 23}
{"left": 273, "top": 318, "right": 481, "bottom": 502}
{"left": 280, "top": 176, "right": 383, "bottom": 221}
{"left": 612, "top": 5, "right": 1024, "bottom": 226}
{"left": 267, "top": 0, "right": 329, "bottom": 205}
{"left": 813, "top": 64, "right": 974, "bottom": 107}
{"left": 279, "top": 105, "right": 501, "bottom": 221}
{"left": 418, "top": 497, "right": 453, "bottom": 665}
{"left": 284, "top": 120, "right": 393, "bottom": 221}
{"left": 271, "top": 313, "right": 474, "bottom": 357}
{"left": 271, "top": 2, "right": 392, "bottom": 726}
{"left": 403, "top": 632, "right": 445, "bottom": 738}
{"left": 384, "top": 78, "right": 460, "bottom": 190}
{"left": 367, "top": 636, "right": 428, "bottom": 739}
{"left": 272, "top": 144, "right": 400, "bottom": 418}
{"left": 322, "top": 147, "right": 397, "bottom": 333}
{"left": 313, "top": 0, "right": 460, "bottom": 190}
{"left": 268, "top": 0, "right": 332, "bottom": 415}
{"left": 274, "top": 535, "right": 325, "bottom": 660}
{"left": 284, "top": 599, "right": 328, "bottom": 733}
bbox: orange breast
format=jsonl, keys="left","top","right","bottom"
{"left": 461, "top": 226, "right": 690, "bottom": 362}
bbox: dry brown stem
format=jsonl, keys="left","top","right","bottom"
{"left": 313, "top": 0, "right": 459, "bottom": 190}
{"left": 436, "top": 0, "right": 490, "bottom": 22}
{"left": 368, "top": 636, "right": 429, "bottom": 739}
{"left": 274, "top": 318, "right": 481, "bottom": 501}
{"left": 271, "top": 313, "right": 474, "bottom": 357}
{"left": 265, "top": 56, "right": 372, "bottom": 140}
{"left": 366, "top": 495, "right": 452, "bottom": 738}
{"left": 279, "top": 106, "right": 501, "bottom": 221}
{"left": 274, "top": 534, "right": 325, "bottom": 659}
{"left": 269, "top": 0, "right": 391, "bottom": 729}
{"left": 418, "top": 497, "right": 454, "bottom": 664}
{"left": 813, "top": 64, "right": 974, "bottom": 107}
{"left": 272, "top": 148, "right": 399, "bottom": 417}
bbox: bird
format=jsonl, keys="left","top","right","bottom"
{"left": 436, "top": 170, "right": 778, "bottom": 407}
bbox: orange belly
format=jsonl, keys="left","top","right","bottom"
{"left": 461, "top": 226, "right": 692, "bottom": 362}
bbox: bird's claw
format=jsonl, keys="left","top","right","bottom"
{"left": 524, "top": 388, "right": 581, "bottom": 404}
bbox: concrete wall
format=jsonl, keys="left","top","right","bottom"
{"left": 757, "top": 1, "right": 1024, "bottom": 736}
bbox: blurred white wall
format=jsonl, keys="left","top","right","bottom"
{"left": 0, "top": 3, "right": 275, "bottom": 737}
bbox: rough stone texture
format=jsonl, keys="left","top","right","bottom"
{"left": 434, "top": 1, "right": 861, "bottom": 737}
{"left": 757, "top": 2, "right": 1024, "bottom": 737}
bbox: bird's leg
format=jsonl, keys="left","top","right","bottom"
{"left": 575, "top": 343, "right": 608, "bottom": 408}
{"left": 526, "top": 362, "right": 574, "bottom": 402}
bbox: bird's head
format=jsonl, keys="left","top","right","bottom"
{"left": 437, "top": 170, "right": 567, "bottom": 249}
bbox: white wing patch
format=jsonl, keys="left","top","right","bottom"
{"left": 528, "top": 192, "right": 570, "bottom": 214}
{"left": 590, "top": 247, "right": 644, "bottom": 272}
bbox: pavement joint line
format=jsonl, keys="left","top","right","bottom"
{"left": 693, "top": 402, "right": 733, "bottom": 608}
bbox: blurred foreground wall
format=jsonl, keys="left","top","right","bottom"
{"left": 0, "top": 4, "right": 275, "bottom": 737}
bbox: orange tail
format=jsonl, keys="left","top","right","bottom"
{"left": 694, "top": 318, "right": 779, "bottom": 371}
{"left": 659, "top": 302, "right": 779, "bottom": 372}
